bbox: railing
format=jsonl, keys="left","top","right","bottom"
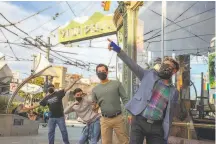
{"left": 172, "top": 122, "right": 215, "bottom": 139}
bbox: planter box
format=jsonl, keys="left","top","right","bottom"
{"left": 0, "top": 114, "right": 39, "bottom": 136}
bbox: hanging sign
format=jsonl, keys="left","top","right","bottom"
{"left": 58, "top": 12, "right": 117, "bottom": 44}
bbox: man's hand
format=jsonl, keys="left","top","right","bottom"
{"left": 70, "top": 74, "right": 81, "bottom": 82}
{"left": 92, "top": 102, "right": 99, "bottom": 113}
{"left": 107, "top": 38, "right": 121, "bottom": 53}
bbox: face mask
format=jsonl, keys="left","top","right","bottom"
{"left": 97, "top": 72, "right": 107, "bottom": 80}
{"left": 48, "top": 88, "right": 54, "bottom": 94}
{"left": 158, "top": 63, "right": 173, "bottom": 79}
{"left": 76, "top": 97, "right": 83, "bottom": 102}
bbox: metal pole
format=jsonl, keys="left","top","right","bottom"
{"left": 200, "top": 72, "right": 204, "bottom": 119}
{"left": 172, "top": 53, "right": 176, "bottom": 84}
{"left": 172, "top": 122, "right": 215, "bottom": 129}
{"left": 45, "top": 37, "right": 50, "bottom": 93}
{"left": 47, "top": 37, "right": 50, "bottom": 60}
{"left": 161, "top": 1, "right": 166, "bottom": 61}
{"left": 31, "top": 55, "right": 36, "bottom": 74}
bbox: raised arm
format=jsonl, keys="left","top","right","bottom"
{"left": 64, "top": 76, "right": 81, "bottom": 93}
{"left": 108, "top": 39, "right": 149, "bottom": 81}
{"left": 19, "top": 104, "right": 40, "bottom": 113}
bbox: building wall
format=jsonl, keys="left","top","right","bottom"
{"left": 52, "top": 66, "right": 67, "bottom": 89}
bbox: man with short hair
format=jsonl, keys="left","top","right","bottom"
{"left": 107, "top": 39, "right": 180, "bottom": 144}
{"left": 92, "top": 64, "right": 129, "bottom": 144}
{"left": 64, "top": 88, "right": 101, "bottom": 144}
{"left": 18, "top": 76, "right": 80, "bottom": 144}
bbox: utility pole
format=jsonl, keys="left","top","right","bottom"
{"left": 45, "top": 37, "right": 50, "bottom": 93}
{"left": 31, "top": 55, "right": 37, "bottom": 74}
{"left": 161, "top": 1, "right": 166, "bottom": 61}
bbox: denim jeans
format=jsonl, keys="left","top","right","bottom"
{"left": 79, "top": 117, "right": 101, "bottom": 144}
{"left": 48, "top": 117, "right": 70, "bottom": 144}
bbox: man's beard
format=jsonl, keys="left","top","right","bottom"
{"left": 158, "top": 63, "right": 173, "bottom": 79}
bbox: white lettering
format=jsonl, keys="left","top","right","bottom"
{"left": 60, "top": 21, "right": 115, "bottom": 39}
{"left": 85, "top": 25, "right": 90, "bottom": 34}
{"left": 47, "top": 97, "right": 58, "bottom": 104}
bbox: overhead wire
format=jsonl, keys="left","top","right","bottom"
{"left": 3, "top": 54, "right": 33, "bottom": 61}
{"left": 0, "top": 25, "right": 71, "bottom": 63}
{"left": 50, "top": 2, "right": 95, "bottom": 46}
{"left": 143, "top": 7, "right": 215, "bottom": 37}
{"left": 149, "top": 2, "right": 199, "bottom": 38}
{"left": 28, "top": 1, "right": 80, "bottom": 34}
{"left": 29, "top": 10, "right": 69, "bottom": 33}
{"left": 149, "top": 46, "right": 211, "bottom": 52}
{"left": 34, "top": 37, "right": 90, "bottom": 68}
{"left": 2, "top": 2, "right": 63, "bottom": 27}
{"left": 144, "top": 14, "right": 215, "bottom": 42}
{"left": 147, "top": 33, "right": 215, "bottom": 43}
{"left": 108, "top": 52, "right": 115, "bottom": 67}
{"left": 1, "top": 41, "right": 48, "bottom": 55}
{"left": 66, "top": 1, "right": 77, "bottom": 17}
{"left": 0, "top": 13, "right": 38, "bottom": 42}
{"left": 0, "top": 11, "right": 86, "bottom": 68}
{"left": 48, "top": 2, "right": 108, "bottom": 64}
{"left": 0, "top": 28, "right": 19, "bottom": 60}
{"left": 0, "top": 4, "right": 70, "bottom": 50}
{"left": 148, "top": 9, "right": 210, "bottom": 44}
{"left": 0, "top": 2, "right": 115, "bottom": 73}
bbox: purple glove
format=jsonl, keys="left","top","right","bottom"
{"left": 110, "top": 41, "right": 121, "bottom": 53}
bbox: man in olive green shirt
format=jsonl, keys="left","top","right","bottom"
{"left": 92, "top": 64, "right": 129, "bottom": 144}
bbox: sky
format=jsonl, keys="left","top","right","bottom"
{"left": 0, "top": 1, "right": 214, "bottom": 94}
{"left": 0, "top": 1, "right": 119, "bottom": 79}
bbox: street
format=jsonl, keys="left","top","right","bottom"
{"left": 0, "top": 123, "right": 214, "bottom": 144}
{"left": 0, "top": 125, "right": 85, "bottom": 144}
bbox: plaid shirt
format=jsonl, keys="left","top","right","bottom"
{"left": 141, "top": 80, "right": 170, "bottom": 120}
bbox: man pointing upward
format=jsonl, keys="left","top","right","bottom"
{"left": 107, "top": 38, "right": 179, "bottom": 144}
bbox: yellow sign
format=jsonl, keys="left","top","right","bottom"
{"left": 58, "top": 12, "right": 116, "bottom": 44}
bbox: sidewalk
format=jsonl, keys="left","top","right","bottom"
{"left": 168, "top": 136, "right": 215, "bottom": 144}
{"left": 65, "top": 120, "right": 86, "bottom": 127}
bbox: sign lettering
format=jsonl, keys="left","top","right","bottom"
{"left": 58, "top": 12, "right": 116, "bottom": 43}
